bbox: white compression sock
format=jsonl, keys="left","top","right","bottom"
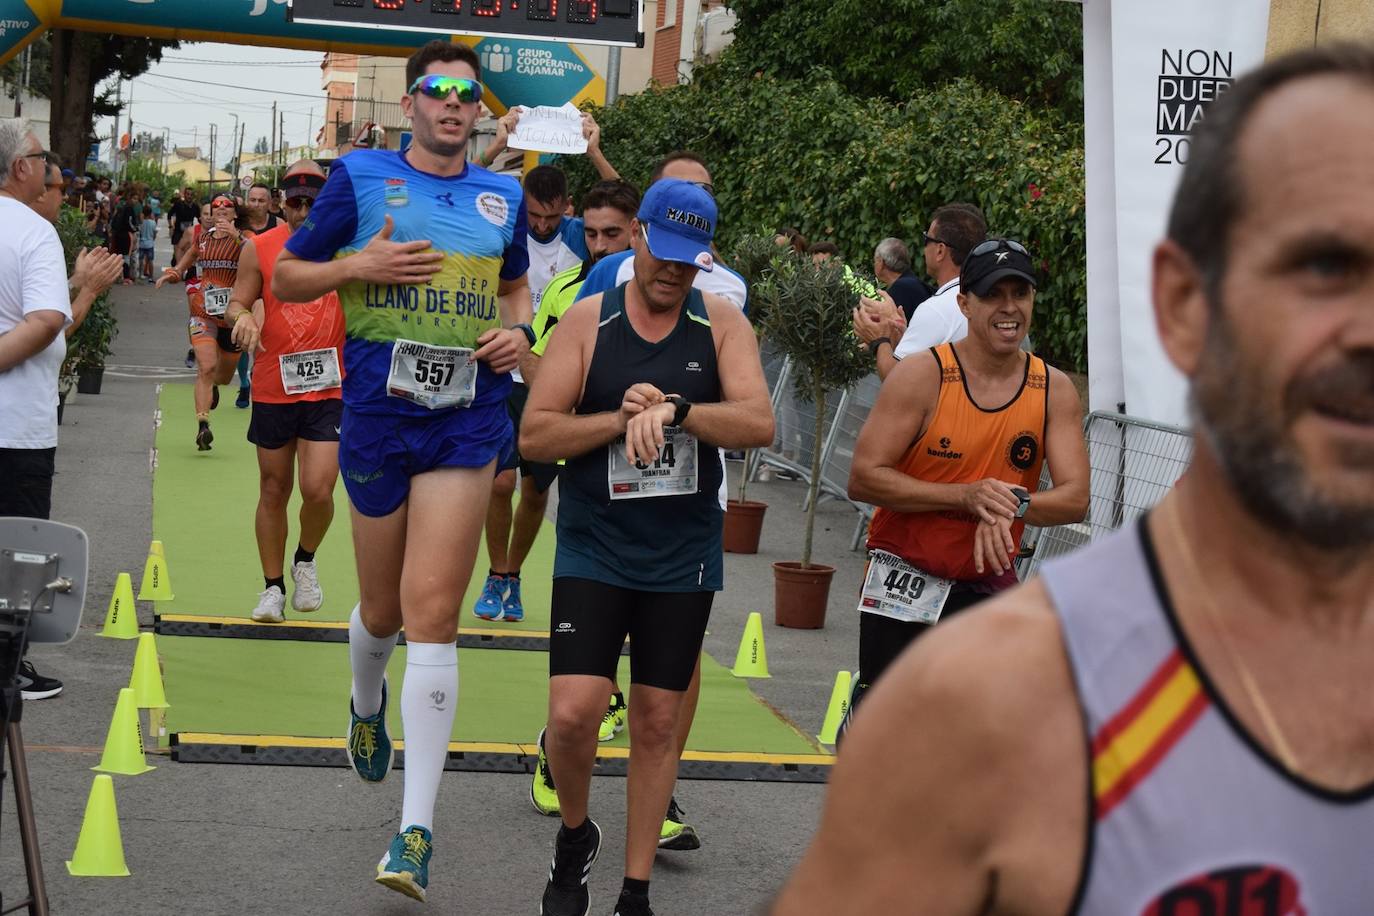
{"left": 399, "top": 641, "right": 459, "bottom": 832}
{"left": 349, "top": 604, "right": 398, "bottom": 719}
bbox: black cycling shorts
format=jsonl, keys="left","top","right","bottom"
{"left": 216, "top": 325, "right": 241, "bottom": 354}
{"left": 498, "top": 381, "right": 560, "bottom": 492}
{"left": 857, "top": 584, "right": 991, "bottom": 689}
{"left": 549, "top": 577, "right": 713, "bottom": 691}
{"left": 247, "top": 399, "right": 344, "bottom": 450}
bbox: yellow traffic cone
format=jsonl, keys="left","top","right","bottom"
{"left": 136, "top": 541, "right": 173, "bottom": 601}
{"left": 128, "top": 633, "right": 169, "bottom": 709}
{"left": 93, "top": 688, "right": 155, "bottom": 776}
{"left": 98, "top": 573, "right": 139, "bottom": 640}
{"left": 65, "top": 775, "right": 131, "bottom": 877}
{"left": 730, "top": 611, "right": 771, "bottom": 678}
{"left": 816, "top": 671, "right": 853, "bottom": 744}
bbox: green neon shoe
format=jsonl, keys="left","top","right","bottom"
{"left": 376, "top": 825, "right": 432, "bottom": 902}
{"left": 598, "top": 693, "right": 627, "bottom": 742}
{"left": 658, "top": 796, "right": 700, "bottom": 851}
{"left": 531, "top": 727, "right": 561, "bottom": 817}
{"left": 346, "top": 679, "right": 392, "bottom": 783}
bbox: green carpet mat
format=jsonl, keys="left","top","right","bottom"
{"left": 151, "top": 382, "right": 553, "bottom": 632}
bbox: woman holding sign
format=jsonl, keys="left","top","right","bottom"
{"left": 158, "top": 194, "right": 254, "bottom": 451}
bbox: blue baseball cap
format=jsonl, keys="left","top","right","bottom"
{"left": 637, "top": 178, "right": 717, "bottom": 272}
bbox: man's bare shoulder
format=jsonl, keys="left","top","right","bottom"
{"left": 701, "top": 290, "right": 748, "bottom": 327}
{"left": 781, "top": 581, "right": 1087, "bottom": 914}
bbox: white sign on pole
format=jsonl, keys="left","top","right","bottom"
{"left": 507, "top": 104, "right": 588, "bottom": 155}
{"left": 1083, "top": 0, "right": 1269, "bottom": 426}
{"left": 240, "top": 175, "right": 253, "bottom": 190}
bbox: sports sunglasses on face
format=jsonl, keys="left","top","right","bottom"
{"left": 408, "top": 75, "right": 483, "bottom": 104}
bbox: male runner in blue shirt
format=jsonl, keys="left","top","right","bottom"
{"left": 273, "top": 39, "right": 533, "bottom": 903}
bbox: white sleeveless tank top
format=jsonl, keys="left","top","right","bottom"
{"left": 1040, "top": 518, "right": 1374, "bottom": 914}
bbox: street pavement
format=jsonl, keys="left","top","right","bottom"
{"left": 1, "top": 237, "right": 874, "bottom": 915}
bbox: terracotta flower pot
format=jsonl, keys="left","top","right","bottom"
{"left": 773, "top": 561, "right": 836, "bottom": 629}
{"left": 723, "top": 500, "right": 768, "bottom": 554}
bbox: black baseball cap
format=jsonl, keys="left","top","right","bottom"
{"left": 960, "top": 238, "right": 1037, "bottom": 297}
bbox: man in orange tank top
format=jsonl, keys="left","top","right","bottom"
{"left": 225, "top": 161, "right": 345, "bottom": 624}
{"left": 843, "top": 238, "right": 1090, "bottom": 722}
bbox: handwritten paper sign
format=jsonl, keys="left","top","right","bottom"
{"left": 507, "top": 104, "right": 588, "bottom": 156}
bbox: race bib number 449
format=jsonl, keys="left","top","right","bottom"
{"left": 858, "top": 550, "right": 953, "bottom": 625}
{"left": 608, "top": 428, "right": 698, "bottom": 500}
{"left": 387, "top": 339, "right": 477, "bottom": 410}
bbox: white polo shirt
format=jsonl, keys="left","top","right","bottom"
{"left": 893, "top": 277, "right": 965, "bottom": 360}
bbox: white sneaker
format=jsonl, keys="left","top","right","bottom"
{"left": 251, "top": 587, "right": 287, "bottom": 623}
{"left": 291, "top": 560, "right": 324, "bottom": 611}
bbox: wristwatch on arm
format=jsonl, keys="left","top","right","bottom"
{"left": 512, "top": 322, "right": 536, "bottom": 346}
{"left": 867, "top": 336, "right": 892, "bottom": 356}
{"left": 665, "top": 395, "right": 692, "bottom": 427}
{"left": 1011, "top": 486, "right": 1031, "bottom": 519}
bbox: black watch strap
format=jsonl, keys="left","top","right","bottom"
{"left": 668, "top": 396, "right": 691, "bottom": 427}
{"left": 513, "top": 322, "right": 536, "bottom": 346}
{"left": 868, "top": 336, "right": 892, "bottom": 355}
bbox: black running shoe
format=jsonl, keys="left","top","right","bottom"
{"left": 210, "top": 387, "right": 220, "bottom": 410}
{"left": 17, "top": 660, "right": 62, "bottom": 700}
{"left": 541, "top": 818, "right": 601, "bottom": 916}
{"left": 613, "top": 891, "right": 654, "bottom": 916}
{"left": 196, "top": 424, "right": 214, "bottom": 451}
{"left": 235, "top": 385, "right": 249, "bottom": 409}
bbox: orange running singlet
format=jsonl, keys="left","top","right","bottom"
{"left": 250, "top": 225, "right": 346, "bottom": 404}
{"left": 867, "top": 342, "right": 1048, "bottom": 581}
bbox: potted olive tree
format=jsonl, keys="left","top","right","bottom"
{"left": 56, "top": 207, "right": 117, "bottom": 396}
{"left": 722, "top": 235, "right": 787, "bottom": 554}
{"left": 755, "top": 255, "right": 872, "bottom": 627}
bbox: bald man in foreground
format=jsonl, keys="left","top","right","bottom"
{"left": 775, "top": 42, "right": 1374, "bottom": 914}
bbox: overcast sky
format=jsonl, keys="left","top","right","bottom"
{"left": 94, "top": 43, "right": 348, "bottom": 165}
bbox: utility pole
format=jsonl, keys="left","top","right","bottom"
{"left": 270, "top": 100, "right": 278, "bottom": 178}
{"left": 113, "top": 80, "right": 122, "bottom": 184}
{"left": 280, "top": 110, "right": 286, "bottom": 168}
{"left": 209, "top": 123, "right": 216, "bottom": 195}
{"left": 235, "top": 122, "right": 245, "bottom": 190}
{"left": 126, "top": 79, "right": 135, "bottom": 174}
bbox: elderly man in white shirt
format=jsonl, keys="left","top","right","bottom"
{"left": 853, "top": 203, "right": 987, "bottom": 380}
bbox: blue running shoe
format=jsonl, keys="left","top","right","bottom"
{"left": 502, "top": 577, "right": 524, "bottom": 622}
{"left": 346, "top": 679, "right": 392, "bottom": 783}
{"left": 376, "top": 825, "right": 432, "bottom": 902}
{"left": 473, "top": 574, "right": 507, "bottom": 620}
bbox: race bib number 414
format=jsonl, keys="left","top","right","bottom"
{"left": 858, "top": 550, "right": 953, "bottom": 625}
{"left": 608, "top": 428, "right": 698, "bottom": 500}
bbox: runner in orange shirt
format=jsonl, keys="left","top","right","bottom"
{"left": 842, "top": 238, "right": 1090, "bottom": 727}
{"left": 158, "top": 194, "right": 253, "bottom": 450}
{"left": 227, "top": 161, "right": 345, "bottom": 623}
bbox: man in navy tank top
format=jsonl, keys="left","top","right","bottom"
{"left": 521, "top": 179, "right": 774, "bottom": 916}
{"left": 775, "top": 43, "right": 1374, "bottom": 915}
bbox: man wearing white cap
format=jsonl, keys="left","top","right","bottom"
{"left": 521, "top": 178, "right": 775, "bottom": 916}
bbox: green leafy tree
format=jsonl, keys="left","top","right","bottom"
{"left": 48, "top": 32, "right": 178, "bottom": 178}
{"left": 561, "top": 68, "right": 1086, "bottom": 370}
{"left": 725, "top": 0, "right": 1084, "bottom": 122}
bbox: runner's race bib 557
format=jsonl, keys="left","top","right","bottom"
{"left": 387, "top": 338, "right": 477, "bottom": 409}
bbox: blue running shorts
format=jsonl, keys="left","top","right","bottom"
{"left": 339, "top": 403, "right": 513, "bottom": 517}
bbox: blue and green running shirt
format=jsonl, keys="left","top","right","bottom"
{"left": 285, "top": 150, "right": 529, "bottom": 416}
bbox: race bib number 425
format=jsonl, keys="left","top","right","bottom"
{"left": 386, "top": 339, "right": 477, "bottom": 410}
{"left": 858, "top": 550, "right": 953, "bottom": 625}
{"left": 279, "top": 347, "right": 342, "bottom": 396}
{"left": 608, "top": 428, "right": 698, "bottom": 500}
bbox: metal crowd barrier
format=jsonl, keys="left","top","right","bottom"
{"left": 1019, "top": 411, "right": 1193, "bottom": 577}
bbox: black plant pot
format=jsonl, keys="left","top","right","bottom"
{"left": 76, "top": 366, "right": 104, "bottom": 395}
{"left": 57, "top": 388, "right": 67, "bottom": 425}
